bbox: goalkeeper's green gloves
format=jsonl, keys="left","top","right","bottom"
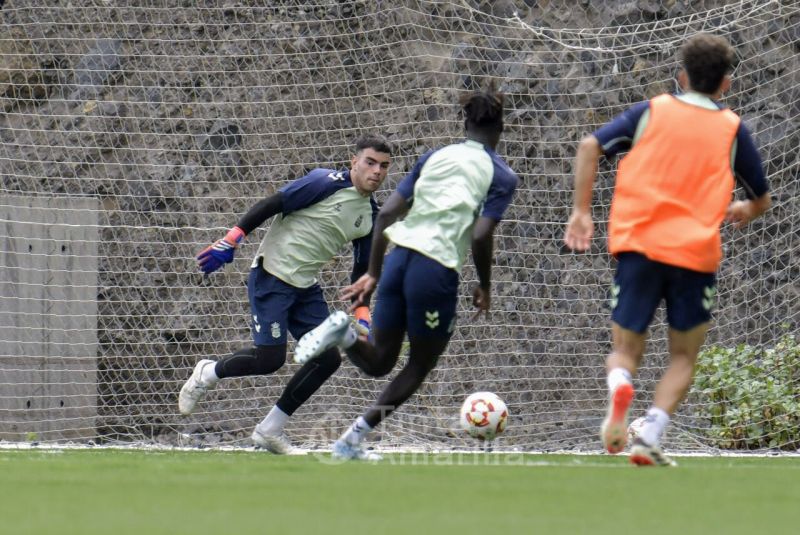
{"left": 197, "top": 226, "right": 245, "bottom": 274}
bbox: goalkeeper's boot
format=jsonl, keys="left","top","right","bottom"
{"left": 629, "top": 437, "right": 677, "bottom": 467}
{"left": 294, "top": 311, "right": 352, "bottom": 365}
{"left": 251, "top": 428, "right": 295, "bottom": 455}
{"left": 178, "top": 359, "right": 216, "bottom": 415}
{"left": 600, "top": 381, "right": 634, "bottom": 454}
{"left": 331, "top": 439, "right": 382, "bottom": 462}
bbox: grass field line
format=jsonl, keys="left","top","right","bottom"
{"left": 2, "top": 442, "right": 799, "bottom": 467}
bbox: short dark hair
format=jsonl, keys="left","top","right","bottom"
{"left": 680, "top": 33, "right": 735, "bottom": 94}
{"left": 355, "top": 134, "right": 393, "bottom": 156}
{"left": 459, "top": 82, "right": 505, "bottom": 134}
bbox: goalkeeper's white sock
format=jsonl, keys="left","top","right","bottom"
{"left": 256, "top": 406, "right": 290, "bottom": 436}
{"left": 639, "top": 407, "right": 670, "bottom": 446}
{"left": 340, "top": 416, "right": 372, "bottom": 446}
{"left": 607, "top": 367, "right": 632, "bottom": 393}
{"left": 339, "top": 325, "right": 358, "bottom": 349}
{"left": 200, "top": 361, "right": 220, "bottom": 385}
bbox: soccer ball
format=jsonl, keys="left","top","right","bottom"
{"left": 459, "top": 391, "right": 509, "bottom": 441}
{"left": 627, "top": 416, "right": 647, "bottom": 443}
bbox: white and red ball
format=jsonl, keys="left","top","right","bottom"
{"left": 459, "top": 391, "right": 509, "bottom": 441}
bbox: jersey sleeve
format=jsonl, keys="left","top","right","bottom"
{"left": 279, "top": 168, "right": 349, "bottom": 215}
{"left": 481, "top": 157, "right": 519, "bottom": 222}
{"left": 593, "top": 100, "right": 651, "bottom": 158}
{"left": 236, "top": 193, "right": 283, "bottom": 235}
{"left": 350, "top": 197, "right": 379, "bottom": 282}
{"left": 396, "top": 149, "right": 436, "bottom": 200}
{"left": 351, "top": 234, "right": 371, "bottom": 282}
{"left": 733, "top": 123, "right": 769, "bottom": 199}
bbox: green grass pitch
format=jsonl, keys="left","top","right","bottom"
{"left": 1, "top": 449, "right": 797, "bottom": 534}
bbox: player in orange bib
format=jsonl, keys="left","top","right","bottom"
{"left": 564, "top": 33, "right": 771, "bottom": 466}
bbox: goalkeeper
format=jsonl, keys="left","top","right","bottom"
{"left": 293, "top": 85, "right": 518, "bottom": 460}
{"left": 564, "top": 33, "right": 771, "bottom": 466}
{"left": 179, "top": 134, "right": 392, "bottom": 454}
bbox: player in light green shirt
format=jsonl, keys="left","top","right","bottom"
{"left": 295, "top": 86, "right": 519, "bottom": 460}
{"left": 179, "top": 135, "right": 392, "bottom": 454}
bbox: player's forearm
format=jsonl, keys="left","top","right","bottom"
{"left": 472, "top": 238, "right": 493, "bottom": 290}
{"left": 572, "top": 135, "right": 602, "bottom": 212}
{"left": 367, "top": 192, "right": 408, "bottom": 278}
{"left": 366, "top": 224, "right": 390, "bottom": 278}
{"left": 472, "top": 217, "right": 497, "bottom": 290}
{"left": 236, "top": 192, "right": 283, "bottom": 235}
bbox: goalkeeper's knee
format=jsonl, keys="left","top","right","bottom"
{"left": 253, "top": 345, "right": 287, "bottom": 374}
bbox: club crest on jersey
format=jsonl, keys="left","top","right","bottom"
{"left": 271, "top": 322, "right": 281, "bottom": 339}
{"left": 354, "top": 214, "right": 364, "bottom": 228}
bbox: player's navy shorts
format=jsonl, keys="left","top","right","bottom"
{"left": 372, "top": 246, "right": 459, "bottom": 339}
{"left": 611, "top": 252, "right": 717, "bottom": 334}
{"left": 247, "top": 261, "right": 329, "bottom": 346}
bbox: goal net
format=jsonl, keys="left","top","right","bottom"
{"left": 1, "top": 0, "right": 797, "bottom": 453}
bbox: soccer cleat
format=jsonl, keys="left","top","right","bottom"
{"left": 331, "top": 439, "right": 382, "bottom": 461}
{"left": 251, "top": 428, "right": 295, "bottom": 455}
{"left": 629, "top": 437, "right": 677, "bottom": 467}
{"left": 293, "top": 311, "right": 352, "bottom": 365}
{"left": 178, "top": 359, "right": 216, "bottom": 415}
{"left": 600, "top": 382, "right": 634, "bottom": 454}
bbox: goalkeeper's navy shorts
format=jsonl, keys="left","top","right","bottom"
{"left": 372, "top": 246, "right": 459, "bottom": 339}
{"left": 247, "top": 262, "right": 329, "bottom": 346}
{"left": 611, "top": 252, "right": 717, "bottom": 334}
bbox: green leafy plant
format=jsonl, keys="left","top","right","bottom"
{"left": 691, "top": 334, "right": 800, "bottom": 450}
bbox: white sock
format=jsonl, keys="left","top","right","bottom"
{"left": 340, "top": 416, "right": 372, "bottom": 446}
{"left": 200, "top": 361, "right": 219, "bottom": 385}
{"left": 606, "top": 367, "right": 632, "bottom": 393}
{"left": 339, "top": 325, "right": 357, "bottom": 349}
{"left": 639, "top": 407, "right": 670, "bottom": 446}
{"left": 256, "top": 406, "right": 290, "bottom": 436}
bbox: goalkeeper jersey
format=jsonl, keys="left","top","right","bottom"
{"left": 385, "top": 139, "right": 518, "bottom": 271}
{"left": 252, "top": 168, "right": 377, "bottom": 288}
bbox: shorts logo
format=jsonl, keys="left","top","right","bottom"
{"left": 425, "top": 310, "right": 440, "bottom": 329}
{"left": 610, "top": 284, "right": 620, "bottom": 310}
{"left": 702, "top": 286, "right": 717, "bottom": 311}
{"left": 354, "top": 214, "right": 363, "bottom": 228}
{"left": 253, "top": 315, "right": 261, "bottom": 333}
{"left": 271, "top": 322, "right": 281, "bottom": 339}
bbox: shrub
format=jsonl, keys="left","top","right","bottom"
{"left": 691, "top": 334, "right": 800, "bottom": 450}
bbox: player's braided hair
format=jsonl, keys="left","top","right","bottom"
{"left": 680, "top": 33, "right": 735, "bottom": 94}
{"left": 460, "top": 82, "right": 504, "bottom": 133}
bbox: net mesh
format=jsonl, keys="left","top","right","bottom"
{"left": 0, "top": 0, "right": 797, "bottom": 452}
